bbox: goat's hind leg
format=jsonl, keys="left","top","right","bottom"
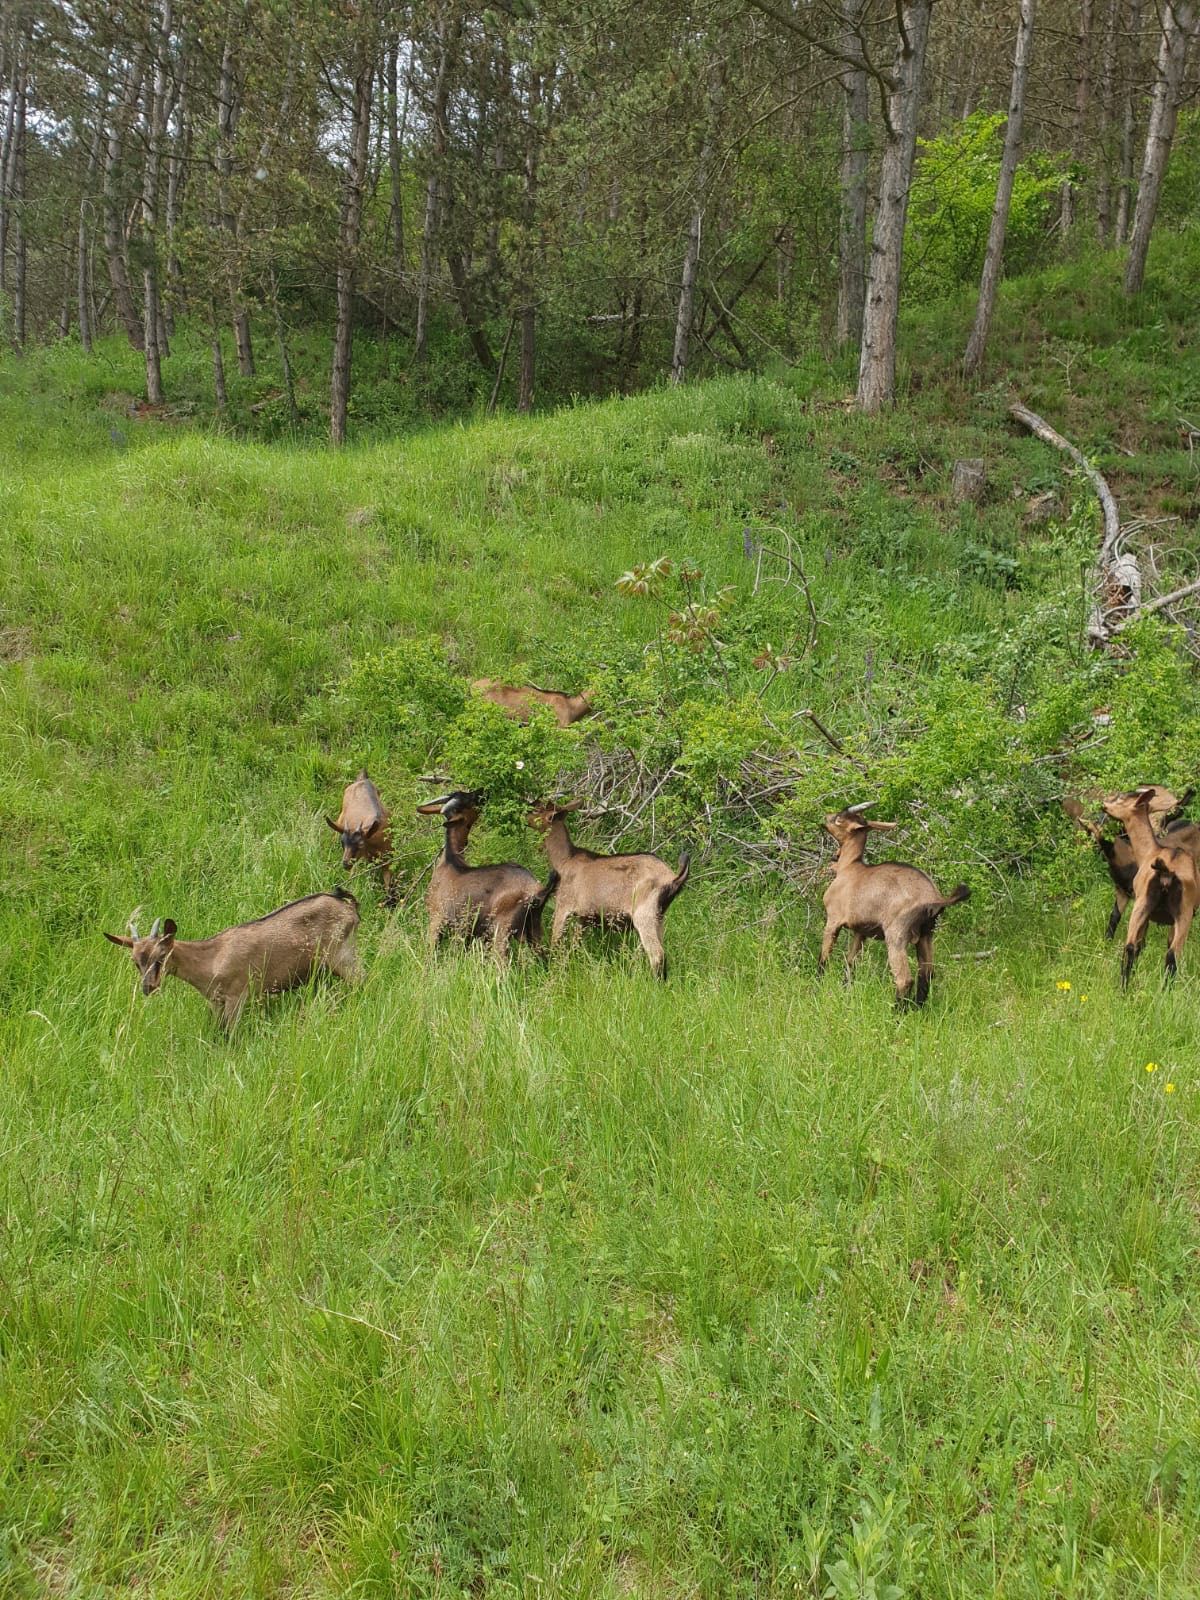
{"left": 632, "top": 904, "right": 668, "bottom": 980}
{"left": 1105, "top": 889, "right": 1128, "bottom": 941}
{"left": 885, "top": 933, "right": 916, "bottom": 1008}
{"left": 1121, "top": 897, "right": 1152, "bottom": 988}
{"left": 914, "top": 932, "right": 934, "bottom": 1006}
{"left": 818, "top": 922, "right": 842, "bottom": 976}
{"left": 843, "top": 930, "right": 865, "bottom": 984}
{"left": 1166, "top": 904, "right": 1194, "bottom": 981}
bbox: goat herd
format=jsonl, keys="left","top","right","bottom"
{"left": 103, "top": 680, "right": 1197, "bottom": 1031}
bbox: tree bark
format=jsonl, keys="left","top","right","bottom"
{"left": 1123, "top": 0, "right": 1197, "bottom": 294}
{"left": 1096, "top": 0, "right": 1121, "bottom": 239}
{"left": 1060, "top": 0, "right": 1093, "bottom": 232}
{"left": 102, "top": 51, "right": 146, "bottom": 348}
{"left": 963, "top": 0, "right": 1037, "bottom": 378}
{"left": 1116, "top": 0, "right": 1143, "bottom": 239}
{"left": 517, "top": 62, "right": 546, "bottom": 411}
{"left": 415, "top": 13, "right": 455, "bottom": 363}
{"left": 385, "top": 38, "right": 406, "bottom": 273}
{"left": 330, "top": 42, "right": 374, "bottom": 446}
{"left": 856, "top": 0, "right": 935, "bottom": 414}
{"left": 836, "top": 0, "right": 870, "bottom": 352}
{"left": 0, "top": 27, "right": 20, "bottom": 297}
{"left": 11, "top": 49, "right": 25, "bottom": 347}
{"left": 210, "top": 299, "right": 228, "bottom": 412}
{"left": 140, "top": 0, "right": 174, "bottom": 404}
{"left": 216, "top": 34, "right": 255, "bottom": 376}
{"left": 671, "top": 59, "right": 724, "bottom": 386}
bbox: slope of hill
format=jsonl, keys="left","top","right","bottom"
{"left": 2, "top": 240, "right": 1199, "bottom": 1596}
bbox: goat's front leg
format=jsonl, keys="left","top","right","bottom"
{"left": 1105, "top": 889, "right": 1128, "bottom": 941}
{"left": 818, "top": 922, "right": 841, "bottom": 975}
{"left": 215, "top": 989, "right": 247, "bottom": 1033}
{"left": 1121, "top": 897, "right": 1152, "bottom": 988}
{"left": 327, "top": 938, "right": 364, "bottom": 985}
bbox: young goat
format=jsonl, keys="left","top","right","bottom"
{"left": 104, "top": 889, "right": 362, "bottom": 1031}
{"left": 819, "top": 803, "right": 970, "bottom": 1007}
{"left": 416, "top": 791, "right": 558, "bottom": 958}
{"left": 326, "top": 769, "right": 395, "bottom": 904}
{"left": 526, "top": 799, "right": 690, "bottom": 978}
{"left": 1063, "top": 788, "right": 1195, "bottom": 939}
{"left": 1101, "top": 787, "right": 1200, "bottom": 984}
{"left": 472, "top": 678, "right": 593, "bottom": 727}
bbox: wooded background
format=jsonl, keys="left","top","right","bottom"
{"left": 2, "top": 0, "right": 1197, "bottom": 437}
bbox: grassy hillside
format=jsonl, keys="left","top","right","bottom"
{"left": 3, "top": 241, "right": 1200, "bottom": 1596}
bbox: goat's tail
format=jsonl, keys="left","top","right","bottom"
{"left": 941, "top": 883, "right": 971, "bottom": 909}
{"left": 659, "top": 852, "right": 691, "bottom": 912}
{"left": 1167, "top": 787, "right": 1196, "bottom": 821}
{"left": 514, "top": 870, "right": 560, "bottom": 940}
{"left": 1151, "top": 856, "right": 1180, "bottom": 896}
{"left": 909, "top": 884, "right": 970, "bottom": 941}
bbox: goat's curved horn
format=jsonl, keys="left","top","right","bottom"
{"left": 150, "top": 917, "right": 162, "bottom": 939}
{"left": 844, "top": 801, "right": 875, "bottom": 815}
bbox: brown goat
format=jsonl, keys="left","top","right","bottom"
{"left": 1063, "top": 789, "right": 1195, "bottom": 939}
{"left": 819, "top": 803, "right": 970, "bottom": 1007}
{"left": 472, "top": 678, "right": 593, "bottom": 727}
{"left": 526, "top": 800, "right": 690, "bottom": 978}
{"left": 103, "top": 889, "right": 362, "bottom": 1031}
{"left": 417, "top": 791, "right": 558, "bottom": 959}
{"left": 1102, "top": 787, "right": 1200, "bottom": 984}
{"left": 326, "top": 769, "right": 395, "bottom": 904}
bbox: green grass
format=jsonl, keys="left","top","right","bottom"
{"left": 3, "top": 240, "right": 1200, "bottom": 1596}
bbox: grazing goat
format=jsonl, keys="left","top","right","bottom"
{"left": 1102, "top": 787, "right": 1200, "bottom": 984}
{"left": 327, "top": 769, "right": 395, "bottom": 904}
{"left": 1063, "top": 790, "right": 1197, "bottom": 939}
{"left": 416, "top": 791, "right": 558, "bottom": 958}
{"left": 818, "top": 803, "right": 970, "bottom": 1007}
{"left": 526, "top": 799, "right": 690, "bottom": 978}
{"left": 104, "top": 889, "right": 362, "bottom": 1031}
{"left": 472, "top": 678, "right": 593, "bottom": 727}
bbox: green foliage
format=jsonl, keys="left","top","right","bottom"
{"left": 441, "top": 697, "right": 587, "bottom": 837}
{"left": 321, "top": 636, "right": 466, "bottom": 765}
{"left": 906, "top": 112, "right": 1067, "bottom": 301}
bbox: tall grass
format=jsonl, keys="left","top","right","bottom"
{"left": 2, "top": 245, "right": 1200, "bottom": 1595}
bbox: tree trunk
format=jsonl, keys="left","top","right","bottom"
{"left": 1123, "top": 0, "right": 1197, "bottom": 294}
{"left": 856, "top": 0, "right": 935, "bottom": 414}
{"left": 1060, "top": 0, "right": 1093, "bottom": 232}
{"left": 77, "top": 74, "right": 110, "bottom": 353}
{"left": 1096, "top": 0, "right": 1121, "bottom": 239}
{"left": 517, "top": 63, "right": 545, "bottom": 411}
{"left": 415, "top": 15, "right": 455, "bottom": 363}
{"left": 216, "top": 36, "right": 255, "bottom": 376}
{"left": 11, "top": 54, "right": 25, "bottom": 347}
{"left": 963, "top": 0, "right": 1037, "bottom": 378}
{"left": 671, "top": 59, "right": 724, "bottom": 385}
{"left": 330, "top": 45, "right": 374, "bottom": 446}
{"left": 210, "top": 300, "right": 228, "bottom": 412}
{"left": 271, "top": 269, "right": 300, "bottom": 429}
{"left": 836, "top": 1, "right": 870, "bottom": 352}
{"left": 140, "top": 0, "right": 174, "bottom": 405}
{"left": 1116, "top": 0, "right": 1143, "bottom": 238}
{"left": 0, "top": 30, "right": 20, "bottom": 296}
{"left": 102, "top": 52, "right": 145, "bottom": 348}
{"left": 385, "top": 39, "right": 406, "bottom": 272}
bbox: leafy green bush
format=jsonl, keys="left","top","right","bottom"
{"left": 321, "top": 636, "right": 466, "bottom": 765}
{"left": 906, "top": 113, "right": 1066, "bottom": 301}
{"left": 440, "top": 698, "right": 587, "bottom": 838}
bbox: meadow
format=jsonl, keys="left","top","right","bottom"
{"left": 2, "top": 244, "right": 1200, "bottom": 1596}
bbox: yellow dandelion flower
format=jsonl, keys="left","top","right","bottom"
{"left": 1145, "top": 1062, "right": 1159, "bottom": 1073}
{"left": 1056, "top": 980, "right": 1072, "bottom": 992}
{"left": 1079, "top": 994, "right": 1089, "bottom": 1004}
{"left": 1165, "top": 1083, "right": 1177, "bottom": 1094}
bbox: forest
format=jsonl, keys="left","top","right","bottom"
{"left": 2, "top": 1, "right": 1199, "bottom": 431}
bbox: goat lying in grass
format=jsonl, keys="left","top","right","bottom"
{"left": 1063, "top": 787, "right": 1195, "bottom": 938}
{"left": 416, "top": 791, "right": 558, "bottom": 958}
{"left": 819, "top": 803, "right": 970, "bottom": 1007}
{"left": 472, "top": 678, "right": 593, "bottom": 727}
{"left": 327, "top": 769, "right": 395, "bottom": 904}
{"left": 104, "top": 889, "right": 362, "bottom": 1031}
{"left": 1102, "top": 787, "right": 1200, "bottom": 984}
{"left": 526, "top": 799, "right": 690, "bottom": 978}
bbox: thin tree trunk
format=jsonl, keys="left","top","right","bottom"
{"left": 1124, "top": 0, "right": 1197, "bottom": 293}
{"left": 330, "top": 45, "right": 374, "bottom": 446}
{"left": 102, "top": 52, "right": 145, "bottom": 348}
{"left": 1096, "top": 0, "right": 1121, "bottom": 239}
{"left": 856, "top": 0, "right": 935, "bottom": 414}
{"left": 140, "top": 0, "right": 173, "bottom": 404}
{"left": 1060, "top": 0, "right": 1093, "bottom": 232}
{"left": 210, "top": 300, "right": 228, "bottom": 412}
{"left": 671, "top": 59, "right": 724, "bottom": 385}
{"left": 216, "top": 35, "right": 255, "bottom": 376}
{"left": 415, "top": 14, "right": 455, "bottom": 363}
{"left": 964, "top": 0, "right": 1037, "bottom": 377}
{"left": 77, "top": 73, "right": 110, "bottom": 353}
{"left": 385, "top": 39, "right": 405, "bottom": 271}
{"left": 271, "top": 268, "right": 300, "bottom": 429}
{"left": 0, "top": 29, "right": 19, "bottom": 295}
{"left": 836, "top": 0, "right": 870, "bottom": 352}
{"left": 1116, "top": 0, "right": 1143, "bottom": 238}
{"left": 517, "top": 64, "right": 546, "bottom": 411}
{"left": 11, "top": 55, "right": 25, "bottom": 347}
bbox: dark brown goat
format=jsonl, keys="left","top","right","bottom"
{"left": 1063, "top": 788, "right": 1196, "bottom": 938}
{"left": 326, "top": 769, "right": 395, "bottom": 904}
{"left": 526, "top": 800, "right": 690, "bottom": 978}
{"left": 1102, "top": 788, "right": 1200, "bottom": 984}
{"left": 818, "top": 804, "right": 970, "bottom": 1006}
{"left": 416, "top": 791, "right": 558, "bottom": 959}
{"left": 472, "top": 678, "right": 593, "bottom": 727}
{"left": 104, "top": 889, "right": 361, "bottom": 1030}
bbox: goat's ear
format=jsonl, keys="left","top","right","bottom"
{"left": 103, "top": 931, "right": 134, "bottom": 948}
{"left": 556, "top": 798, "right": 585, "bottom": 814}
{"left": 364, "top": 816, "right": 382, "bottom": 837}
{"left": 161, "top": 919, "right": 177, "bottom": 941}
{"left": 1062, "top": 796, "right": 1084, "bottom": 820}
{"left": 415, "top": 799, "right": 446, "bottom": 815}
{"left": 325, "top": 815, "right": 343, "bottom": 832}
{"left": 866, "top": 819, "right": 899, "bottom": 831}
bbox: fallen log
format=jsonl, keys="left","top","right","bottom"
{"left": 1008, "top": 401, "right": 1136, "bottom": 644}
